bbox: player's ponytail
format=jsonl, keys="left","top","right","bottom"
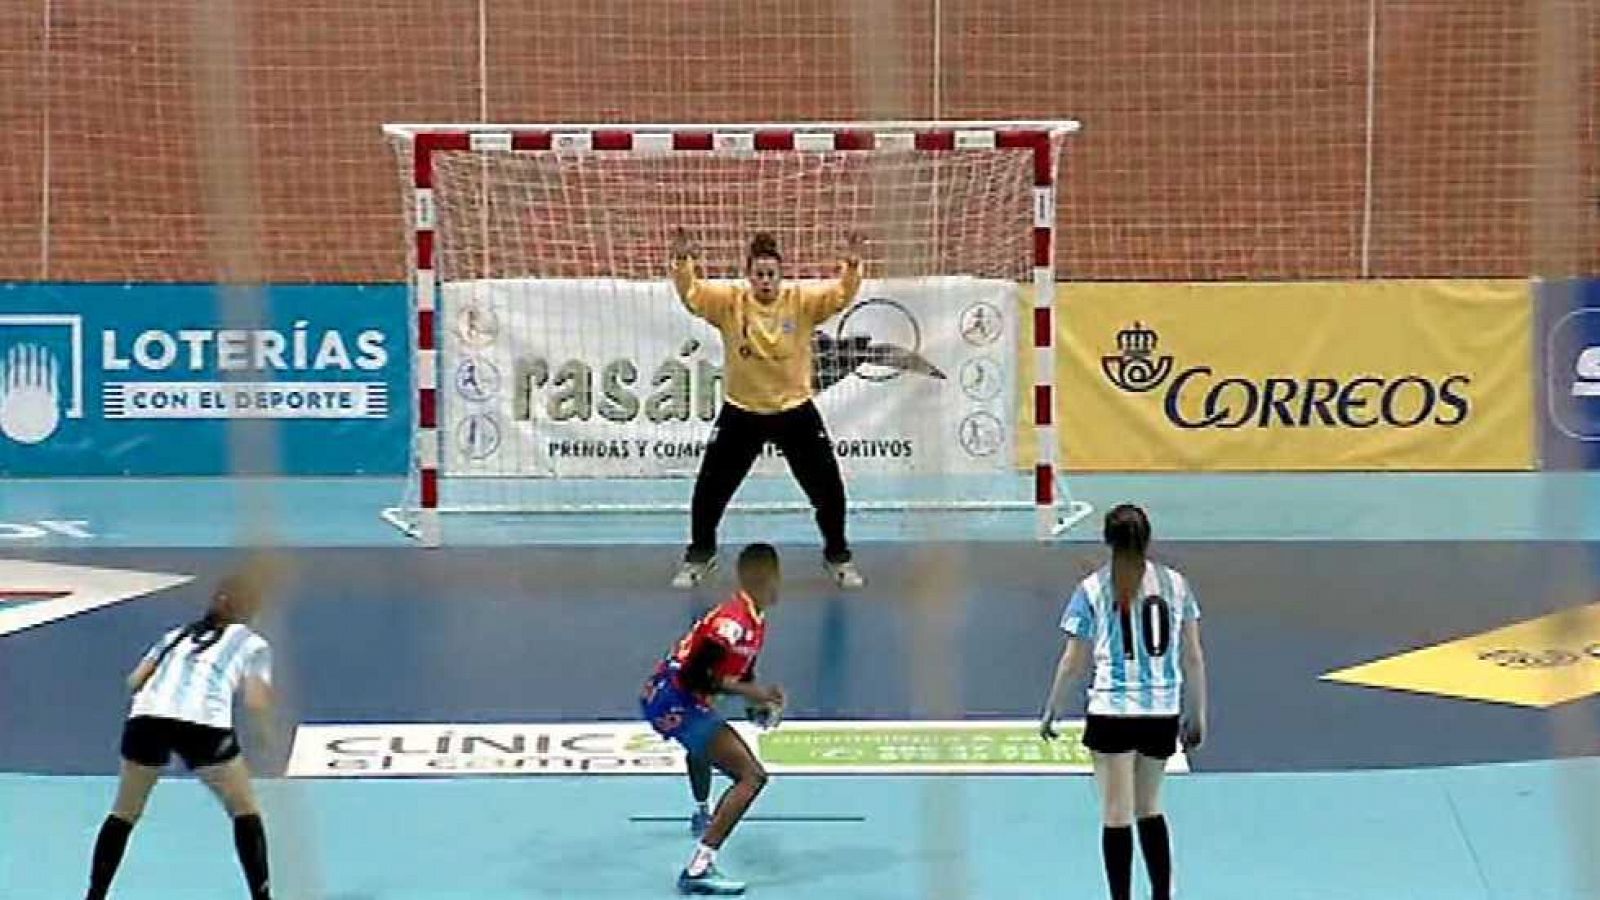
{"left": 146, "top": 609, "right": 222, "bottom": 671}
{"left": 180, "top": 607, "right": 225, "bottom": 648}
{"left": 1104, "top": 504, "right": 1151, "bottom": 612}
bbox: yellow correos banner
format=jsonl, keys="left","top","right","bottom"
{"left": 1055, "top": 280, "right": 1533, "bottom": 470}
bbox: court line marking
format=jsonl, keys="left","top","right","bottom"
{"left": 629, "top": 814, "right": 866, "bottom": 824}
{"left": 0, "top": 560, "right": 191, "bottom": 637}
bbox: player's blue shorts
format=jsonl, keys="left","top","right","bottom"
{"left": 640, "top": 671, "right": 724, "bottom": 757}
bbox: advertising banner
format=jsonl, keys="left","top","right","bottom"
{"left": 1538, "top": 278, "right": 1600, "bottom": 470}
{"left": 441, "top": 277, "right": 1018, "bottom": 478}
{"left": 1056, "top": 280, "right": 1534, "bottom": 470}
{"left": 286, "top": 719, "right": 1190, "bottom": 778}
{"left": 0, "top": 284, "right": 407, "bottom": 475}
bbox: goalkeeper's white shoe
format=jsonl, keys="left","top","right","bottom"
{"left": 672, "top": 557, "right": 717, "bottom": 590}
{"left": 825, "top": 558, "right": 865, "bottom": 589}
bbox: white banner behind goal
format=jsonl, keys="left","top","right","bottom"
{"left": 443, "top": 276, "right": 1017, "bottom": 479}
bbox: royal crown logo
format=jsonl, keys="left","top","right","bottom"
{"left": 1101, "top": 321, "right": 1173, "bottom": 393}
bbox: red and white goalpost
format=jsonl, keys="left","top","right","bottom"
{"left": 382, "top": 121, "right": 1089, "bottom": 546}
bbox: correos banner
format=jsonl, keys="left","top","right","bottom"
{"left": 1057, "top": 280, "right": 1534, "bottom": 471}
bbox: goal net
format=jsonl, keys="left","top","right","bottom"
{"left": 383, "top": 122, "right": 1089, "bottom": 546}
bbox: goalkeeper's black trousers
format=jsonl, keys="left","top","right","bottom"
{"left": 687, "top": 400, "right": 851, "bottom": 564}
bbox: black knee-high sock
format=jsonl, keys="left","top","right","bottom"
{"left": 1101, "top": 825, "right": 1134, "bottom": 900}
{"left": 86, "top": 815, "right": 135, "bottom": 900}
{"left": 232, "top": 814, "right": 271, "bottom": 900}
{"left": 1137, "top": 815, "right": 1173, "bottom": 900}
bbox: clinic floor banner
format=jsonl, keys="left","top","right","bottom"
{"left": 1057, "top": 280, "right": 1534, "bottom": 471}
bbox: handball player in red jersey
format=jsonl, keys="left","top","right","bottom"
{"left": 641, "top": 543, "right": 787, "bottom": 896}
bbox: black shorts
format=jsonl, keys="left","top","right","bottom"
{"left": 1082, "top": 715, "right": 1180, "bottom": 759}
{"left": 121, "top": 716, "right": 241, "bottom": 770}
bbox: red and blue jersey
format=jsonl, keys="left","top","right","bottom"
{"left": 657, "top": 591, "right": 767, "bottom": 702}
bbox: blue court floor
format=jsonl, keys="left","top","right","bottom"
{"left": 3, "top": 472, "right": 1600, "bottom": 547}
{"left": 1, "top": 473, "right": 1598, "bottom": 899}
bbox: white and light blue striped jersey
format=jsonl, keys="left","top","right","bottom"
{"left": 1060, "top": 562, "right": 1200, "bottom": 717}
{"left": 129, "top": 623, "right": 272, "bottom": 729}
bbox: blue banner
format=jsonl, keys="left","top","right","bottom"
{"left": 0, "top": 284, "right": 408, "bottom": 475}
{"left": 1538, "top": 278, "right": 1600, "bottom": 470}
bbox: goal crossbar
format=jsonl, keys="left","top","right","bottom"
{"left": 385, "top": 121, "right": 1090, "bottom": 546}
{"left": 384, "top": 120, "right": 1083, "bottom": 138}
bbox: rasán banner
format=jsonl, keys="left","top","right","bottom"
{"left": 441, "top": 276, "right": 1018, "bottom": 479}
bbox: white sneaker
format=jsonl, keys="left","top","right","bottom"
{"left": 824, "top": 558, "right": 865, "bottom": 589}
{"left": 672, "top": 557, "right": 717, "bottom": 589}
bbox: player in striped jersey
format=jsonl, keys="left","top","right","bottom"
{"left": 83, "top": 574, "right": 277, "bottom": 900}
{"left": 1040, "top": 504, "right": 1209, "bottom": 900}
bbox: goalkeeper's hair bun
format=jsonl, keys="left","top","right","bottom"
{"left": 747, "top": 231, "right": 782, "bottom": 263}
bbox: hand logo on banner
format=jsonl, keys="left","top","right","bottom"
{"left": 0, "top": 344, "right": 64, "bottom": 445}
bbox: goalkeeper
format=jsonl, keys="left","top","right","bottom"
{"left": 669, "top": 229, "right": 865, "bottom": 590}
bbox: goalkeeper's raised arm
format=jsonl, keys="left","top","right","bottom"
{"left": 670, "top": 229, "right": 862, "bottom": 329}
{"left": 670, "top": 229, "right": 736, "bottom": 325}
{"left": 668, "top": 229, "right": 866, "bottom": 591}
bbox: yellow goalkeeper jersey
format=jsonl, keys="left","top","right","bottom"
{"left": 672, "top": 257, "right": 862, "bottom": 414}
